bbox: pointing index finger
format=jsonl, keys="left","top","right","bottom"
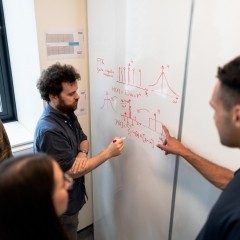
{"left": 162, "top": 125, "right": 170, "bottom": 137}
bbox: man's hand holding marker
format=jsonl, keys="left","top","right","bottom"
{"left": 103, "top": 137, "right": 125, "bottom": 159}
{"left": 113, "top": 137, "right": 126, "bottom": 143}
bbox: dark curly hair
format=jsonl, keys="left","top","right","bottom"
{"left": 37, "top": 62, "right": 81, "bottom": 102}
{"left": 217, "top": 56, "right": 240, "bottom": 110}
{"left": 0, "top": 153, "right": 69, "bottom": 240}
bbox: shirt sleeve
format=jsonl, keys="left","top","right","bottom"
{"left": 79, "top": 128, "right": 87, "bottom": 142}
{"left": 37, "top": 130, "right": 75, "bottom": 172}
{"left": 74, "top": 118, "right": 87, "bottom": 143}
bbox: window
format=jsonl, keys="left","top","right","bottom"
{"left": 0, "top": 0, "right": 16, "bottom": 122}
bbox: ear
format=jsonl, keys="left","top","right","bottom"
{"left": 232, "top": 105, "right": 240, "bottom": 128}
{"left": 49, "top": 94, "right": 58, "bottom": 102}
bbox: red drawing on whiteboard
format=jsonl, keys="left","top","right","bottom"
{"left": 97, "top": 58, "right": 114, "bottom": 78}
{"left": 137, "top": 108, "right": 163, "bottom": 135}
{"left": 101, "top": 92, "right": 117, "bottom": 112}
{"left": 96, "top": 57, "right": 176, "bottom": 148}
{"left": 149, "top": 65, "right": 179, "bottom": 103}
{"left": 117, "top": 61, "right": 148, "bottom": 94}
{"left": 120, "top": 99, "right": 137, "bottom": 126}
{"left": 115, "top": 107, "right": 166, "bottom": 148}
{"left": 118, "top": 99, "right": 165, "bottom": 139}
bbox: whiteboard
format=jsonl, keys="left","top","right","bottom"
{"left": 172, "top": 0, "right": 240, "bottom": 239}
{"left": 88, "top": 0, "right": 192, "bottom": 239}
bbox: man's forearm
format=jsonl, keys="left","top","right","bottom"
{"left": 69, "top": 138, "right": 124, "bottom": 178}
{"left": 69, "top": 149, "right": 111, "bottom": 178}
{"left": 157, "top": 126, "right": 234, "bottom": 189}
{"left": 182, "top": 148, "right": 234, "bottom": 189}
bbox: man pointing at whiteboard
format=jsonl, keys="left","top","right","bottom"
{"left": 157, "top": 56, "right": 240, "bottom": 240}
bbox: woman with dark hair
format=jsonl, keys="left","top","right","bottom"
{"left": 0, "top": 153, "right": 72, "bottom": 240}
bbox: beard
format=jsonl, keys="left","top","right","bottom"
{"left": 56, "top": 98, "right": 78, "bottom": 114}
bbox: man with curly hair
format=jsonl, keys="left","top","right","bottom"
{"left": 34, "top": 63, "right": 124, "bottom": 240}
{"left": 157, "top": 56, "right": 240, "bottom": 239}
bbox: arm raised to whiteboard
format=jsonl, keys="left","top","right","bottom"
{"left": 156, "top": 125, "right": 233, "bottom": 190}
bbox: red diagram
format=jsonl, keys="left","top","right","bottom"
{"left": 97, "top": 57, "right": 177, "bottom": 148}
{"left": 149, "top": 65, "right": 179, "bottom": 103}
{"left": 117, "top": 61, "right": 148, "bottom": 93}
{"left": 120, "top": 99, "right": 164, "bottom": 137}
{"left": 115, "top": 99, "right": 166, "bottom": 147}
{"left": 100, "top": 92, "right": 166, "bottom": 148}
{"left": 97, "top": 58, "right": 114, "bottom": 77}
{"left": 97, "top": 58, "right": 179, "bottom": 102}
{"left": 101, "top": 92, "right": 118, "bottom": 112}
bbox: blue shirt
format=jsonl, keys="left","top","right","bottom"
{"left": 196, "top": 169, "right": 240, "bottom": 240}
{"left": 34, "top": 104, "right": 87, "bottom": 215}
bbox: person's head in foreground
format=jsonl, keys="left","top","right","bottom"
{"left": 210, "top": 56, "right": 240, "bottom": 148}
{"left": 0, "top": 153, "right": 72, "bottom": 240}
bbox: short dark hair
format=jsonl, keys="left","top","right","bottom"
{"left": 217, "top": 56, "right": 240, "bottom": 110}
{"left": 0, "top": 154, "right": 69, "bottom": 240}
{"left": 37, "top": 62, "right": 81, "bottom": 102}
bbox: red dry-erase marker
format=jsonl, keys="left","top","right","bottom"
{"left": 112, "top": 137, "right": 126, "bottom": 143}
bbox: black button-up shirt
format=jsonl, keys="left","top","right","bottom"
{"left": 34, "top": 104, "right": 87, "bottom": 215}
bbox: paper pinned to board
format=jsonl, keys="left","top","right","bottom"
{"left": 75, "top": 90, "right": 88, "bottom": 116}
{"left": 45, "top": 30, "right": 84, "bottom": 59}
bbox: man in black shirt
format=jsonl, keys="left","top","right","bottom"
{"left": 157, "top": 56, "right": 240, "bottom": 239}
{"left": 34, "top": 63, "right": 124, "bottom": 240}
